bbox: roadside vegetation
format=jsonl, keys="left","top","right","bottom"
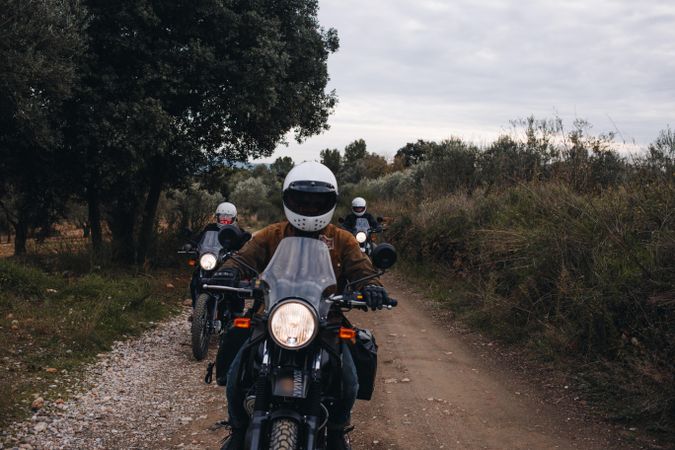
{"left": 347, "top": 120, "right": 674, "bottom": 439}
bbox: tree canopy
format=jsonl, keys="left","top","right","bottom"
{"left": 56, "top": 0, "right": 339, "bottom": 261}
{"left": 0, "top": 0, "right": 85, "bottom": 254}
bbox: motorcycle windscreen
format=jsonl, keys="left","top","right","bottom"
{"left": 260, "top": 237, "right": 337, "bottom": 317}
{"left": 198, "top": 230, "right": 222, "bottom": 256}
{"left": 355, "top": 217, "right": 370, "bottom": 232}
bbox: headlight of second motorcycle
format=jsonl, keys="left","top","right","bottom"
{"left": 269, "top": 300, "right": 318, "bottom": 350}
{"left": 199, "top": 253, "right": 217, "bottom": 270}
{"left": 355, "top": 231, "right": 367, "bottom": 243}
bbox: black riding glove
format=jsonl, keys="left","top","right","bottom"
{"left": 362, "top": 285, "right": 389, "bottom": 310}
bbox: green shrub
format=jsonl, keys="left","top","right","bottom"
{"left": 372, "top": 180, "right": 675, "bottom": 434}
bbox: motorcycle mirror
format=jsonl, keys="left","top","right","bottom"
{"left": 181, "top": 243, "right": 193, "bottom": 252}
{"left": 218, "top": 225, "right": 246, "bottom": 251}
{"left": 337, "top": 217, "right": 345, "bottom": 223}
{"left": 377, "top": 216, "right": 384, "bottom": 223}
{"left": 371, "top": 243, "right": 397, "bottom": 270}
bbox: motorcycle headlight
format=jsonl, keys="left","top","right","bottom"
{"left": 355, "top": 231, "right": 367, "bottom": 243}
{"left": 269, "top": 300, "right": 318, "bottom": 350}
{"left": 199, "top": 253, "right": 217, "bottom": 271}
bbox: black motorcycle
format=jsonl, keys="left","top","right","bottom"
{"left": 202, "top": 235, "right": 397, "bottom": 449}
{"left": 179, "top": 224, "right": 249, "bottom": 360}
{"left": 338, "top": 216, "right": 384, "bottom": 257}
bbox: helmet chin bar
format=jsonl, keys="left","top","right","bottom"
{"left": 284, "top": 206, "right": 335, "bottom": 232}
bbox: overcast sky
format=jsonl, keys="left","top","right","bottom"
{"left": 259, "top": 0, "right": 675, "bottom": 163}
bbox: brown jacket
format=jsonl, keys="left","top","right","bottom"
{"left": 223, "top": 221, "right": 381, "bottom": 291}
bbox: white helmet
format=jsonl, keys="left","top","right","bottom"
{"left": 351, "top": 197, "right": 367, "bottom": 216}
{"left": 215, "top": 202, "right": 237, "bottom": 225}
{"left": 282, "top": 162, "right": 338, "bottom": 232}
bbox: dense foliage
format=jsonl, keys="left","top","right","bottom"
{"left": 0, "top": 0, "right": 338, "bottom": 261}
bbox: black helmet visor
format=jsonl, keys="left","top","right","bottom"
{"left": 283, "top": 181, "right": 337, "bottom": 217}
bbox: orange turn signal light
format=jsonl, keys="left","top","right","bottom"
{"left": 233, "top": 318, "right": 251, "bottom": 329}
{"left": 339, "top": 327, "right": 356, "bottom": 340}
{"left": 188, "top": 259, "right": 196, "bottom": 267}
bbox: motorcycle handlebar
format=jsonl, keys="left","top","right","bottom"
{"left": 200, "top": 281, "right": 398, "bottom": 309}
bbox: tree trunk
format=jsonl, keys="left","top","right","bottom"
{"left": 14, "top": 218, "right": 28, "bottom": 255}
{"left": 86, "top": 185, "right": 102, "bottom": 252}
{"left": 108, "top": 199, "right": 138, "bottom": 263}
{"left": 137, "top": 156, "right": 165, "bottom": 265}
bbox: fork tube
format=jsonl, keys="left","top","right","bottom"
{"left": 304, "top": 351, "right": 323, "bottom": 449}
{"left": 248, "top": 341, "right": 270, "bottom": 450}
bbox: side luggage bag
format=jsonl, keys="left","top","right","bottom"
{"left": 349, "top": 328, "right": 378, "bottom": 400}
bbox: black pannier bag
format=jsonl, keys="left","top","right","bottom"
{"left": 215, "top": 325, "right": 251, "bottom": 386}
{"left": 349, "top": 328, "right": 378, "bottom": 400}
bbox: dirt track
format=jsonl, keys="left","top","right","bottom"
{"left": 5, "top": 274, "right": 647, "bottom": 449}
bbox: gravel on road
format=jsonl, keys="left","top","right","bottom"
{"left": 2, "top": 309, "right": 225, "bottom": 450}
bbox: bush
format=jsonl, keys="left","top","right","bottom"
{"left": 371, "top": 180, "right": 675, "bottom": 434}
{"left": 230, "top": 176, "right": 283, "bottom": 224}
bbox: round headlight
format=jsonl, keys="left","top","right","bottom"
{"left": 355, "top": 231, "right": 367, "bottom": 243}
{"left": 199, "top": 253, "right": 217, "bottom": 270}
{"left": 269, "top": 300, "right": 318, "bottom": 350}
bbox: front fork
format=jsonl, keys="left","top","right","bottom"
{"left": 207, "top": 296, "right": 222, "bottom": 333}
{"left": 247, "top": 343, "right": 324, "bottom": 450}
{"left": 248, "top": 340, "right": 271, "bottom": 450}
{"left": 304, "top": 351, "right": 323, "bottom": 450}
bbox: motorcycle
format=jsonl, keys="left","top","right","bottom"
{"left": 201, "top": 233, "right": 397, "bottom": 449}
{"left": 179, "top": 224, "right": 249, "bottom": 360}
{"left": 338, "top": 216, "right": 384, "bottom": 257}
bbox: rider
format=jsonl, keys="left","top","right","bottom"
{"left": 189, "top": 202, "right": 242, "bottom": 306}
{"left": 342, "top": 197, "right": 381, "bottom": 232}
{"left": 218, "top": 162, "right": 391, "bottom": 450}
{"left": 215, "top": 202, "right": 238, "bottom": 226}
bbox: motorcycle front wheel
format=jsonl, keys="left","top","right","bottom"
{"left": 191, "top": 293, "right": 213, "bottom": 360}
{"left": 269, "top": 418, "right": 298, "bottom": 450}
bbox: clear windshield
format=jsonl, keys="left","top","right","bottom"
{"left": 260, "top": 237, "right": 337, "bottom": 316}
{"left": 199, "top": 230, "right": 222, "bottom": 255}
{"left": 355, "top": 217, "right": 371, "bottom": 233}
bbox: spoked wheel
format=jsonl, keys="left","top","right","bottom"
{"left": 191, "top": 293, "right": 213, "bottom": 360}
{"left": 269, "top": 418, "right": 298, "bottom": 450}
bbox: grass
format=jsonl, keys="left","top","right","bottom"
{"left": 0, "top": 256, "right": 186, "bottom": 428}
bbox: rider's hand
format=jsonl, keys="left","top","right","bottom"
{"left": 212, "top": 268, "right": 240, "bottom": 286}
{"left": 362, "top": 285, "right": 389, "bottom": 310}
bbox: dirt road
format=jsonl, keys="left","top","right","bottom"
{"left": 4, "top": 274, "right": 644, "bottom": 449}
{"left": 164, "top": 275, "right": 640, "bottom": 450}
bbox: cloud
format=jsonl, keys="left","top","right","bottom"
{"left": 260, "top": 0, "right": 675, "bottom": 162}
